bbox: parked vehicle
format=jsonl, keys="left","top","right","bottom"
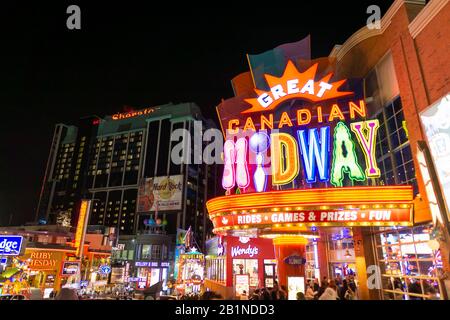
{"left": 0, "top": 294, "right": 27, "bottom": 300}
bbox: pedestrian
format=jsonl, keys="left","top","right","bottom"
{"left": 271, "top": 281, "right": 281, "bottom": 300}
{"left": 279, "top": 285, "right": 288, "bottom": 300}
{"left": 200, "top": 291, "right": 222, "bottom": 300}
{"left": 296, "top": 291, "right": 306, "bottom": 300}
{"left": 339, "top": 280, "right": 355, "bottom": 300}
{"left": 261, "top": 288, "right": 271, "bottom": 300}
{"left": 250, "top": 289, "right": 260, "bottom": 300}
{"left": 319, "top": 280, "right": 338, "bottom": 300}
{"left": 240, "top": 290, "right": 249, "bottom": 300}
{"left": 305, "top": 284, "right": 315, "bottom": 300}
{"left": 318, "top": 277, "right": 328, "bottom": 298}
{"left": 312, "top": 278, "right": 320, "bottom": 299}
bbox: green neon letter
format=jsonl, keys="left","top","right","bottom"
{"left": 331, "top": 122, "right": 366, "bottom": 187}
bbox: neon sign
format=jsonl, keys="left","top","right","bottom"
{"left": 214, "top": 209, "right": 411, "bottom": 227}
{"left": 221, "top": 60, "right": 383, "bottom": 192}
{"left": 243, "top": 61, "right": 353, "bottom": 113}
{"left": 223, "top": 120, "right": 380, "bottom": 191}
{"left": 230, "top": 245, "right": 259, "bottom": 258}
{"left": 112, "top": 107, "right": 156, "bottom": 120}
{"left": 0, "top": 236, "right": 23, "bottom": 256}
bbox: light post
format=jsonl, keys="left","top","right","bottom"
{"left": 74, "top": 199, "right": 92, "bottom": 289}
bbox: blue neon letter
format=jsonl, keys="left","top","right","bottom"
{"left": 297, "top": 126, "right": 330, "bottom": 183}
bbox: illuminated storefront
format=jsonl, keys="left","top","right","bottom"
{"left": 0, "top": 224, "right": 113, "bottom": 296}
{"left": 207, "top": 57, "right": 415, "bottom": 299}
{"left": 205, "top": 236, "right": 276, "bottom": 298}
{"left": 206, "top": 0, "right": 450, "bottom": 299}
{"left": 176, "top": 250, "right": 205, "bottom": 295}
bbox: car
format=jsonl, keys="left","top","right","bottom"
{"left": 158, "top": 295, "right": 178, "bottom": 300}
{"left": 0, "top": 294, "right": 27, "bottom": 300}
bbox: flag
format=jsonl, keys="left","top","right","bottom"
{"left": 185, "top": 226, "right": 192, "bottom": 248}
{"left": 231, "top": 71, "right": 254, "bottom": 96}
{"left": 247, "top": 35, "right": 311, "bottom": 89}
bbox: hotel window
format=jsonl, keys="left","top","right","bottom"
{"left": 56, "top": 237, "right": 66, "bottom": 244}
{"left": 373, "top": 224, "right": 444, "bottom": 300}
{"left": 151, "top": 245, "right": 161, "bottom": 260}
{"left": 142, "top": 245, "right": 151, "bottom": 259}
{"left": 161, "top": 245, "right": 168, "bottom": 260}
{"left": 374, "top": 97, "right": 418, "bottom": 196}
{"left": 157, "top": 119, "right": 171, "bottom": 176}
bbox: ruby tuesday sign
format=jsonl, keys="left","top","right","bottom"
{"left": 220, "top": 61, "right": 383, "bottom": 193}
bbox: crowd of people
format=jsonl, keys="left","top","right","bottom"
{"left": 247, "top": 275, "right": 358, "bottom": 300}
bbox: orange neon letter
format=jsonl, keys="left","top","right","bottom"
{"left": 227, "top": 119, "right": 240, "bottom": 134}
{"left": 297, "top": 109, "right": 312, "bottom": 126}
{"left": 328, "top": 104, "right": 345, "bottom": 122}
{"left": 278, "top": 112, "right": 293, "bottom": 129}
{"left": 243, "top": 117, "right": 256, "bottom": 131}
{"left": 261, "top": 114, "right": 274, "bottom": 130}
{"left": 349, "top": 100, "right": 366, "bottom": 119}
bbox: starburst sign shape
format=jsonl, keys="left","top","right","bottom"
{"left": 243, "top": 61, "right": 354, "bottom": 114}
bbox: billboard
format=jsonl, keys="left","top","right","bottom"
{"left": 0, "top": 236, "right": 23, "bottom": 256}
{"left": 61, "top": 261, "right": 80, "bottom": 276}
{"left": 137, "top": 175, "right": 183, "bottom": 212}
{"left": 420, "top": 93, "right": 450, "bottom": 221}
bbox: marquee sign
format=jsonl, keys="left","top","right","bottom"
{"left": 206, "top": 185, "right": 414, "bottom": 233}
{"left": 212, "top": 208, "right": 412, "bottom": 229}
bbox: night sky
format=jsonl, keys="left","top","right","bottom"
{"left": 0, "top": 1, "right": 393, "bottom": 226}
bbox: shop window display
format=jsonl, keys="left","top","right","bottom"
{"left": 232, "top": 259, "right": 258, "bottom": 288}
{"left": 374, "top": 224, "right": 443, "bottom": 300}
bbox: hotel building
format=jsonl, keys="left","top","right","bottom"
{"left": 35, "top": 102, "right": 220, "bottom": 289}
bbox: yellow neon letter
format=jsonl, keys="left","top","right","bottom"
{"left": 270, "top": 133, "right": 299, "bottom": 185}
{"left": 350, "top": 120, "right": 381, "bottom": 178}
{"left": 349, "top": 100, "right": 366, "bottom": 119}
